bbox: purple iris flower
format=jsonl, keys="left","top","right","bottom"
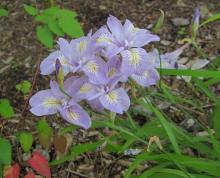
{"left": 29, "top": 78, "right": 91, "bottom": 129}
{"left": 30, "top": 15, "right": 164, "bottom": 129}
{"left": 71, "top": 57, "right": 130, "bottom": 114}
{"left": 148, "top": 44, "right": 188, "bottom": 69}
{"left": 40, "top": 31, "right": 96, "bottom": 76}
{"left": 93, "top": 15, "right": 160, "bottom": 57}
{"left": 192, "top": 8, "right": 200, "bottom": 37}
{"left": 40, "top": 38, "right": 74, "bottom": 76}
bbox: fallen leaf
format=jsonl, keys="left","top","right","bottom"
{"left": 28, "top": 151, "right": 51, "bottom": 178}
{"left": 53, "top": 133, "right": 72, "bottom": 159}
{"left": 24, "top": 171, "right": 35, "bottom": 178}
{"left": 4, "top": 163, "right": 20, "bottom": 178}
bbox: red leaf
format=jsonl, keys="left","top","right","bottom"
{"left": 24, "top": 171, "right": 36, "bottom": 178}
{"left": 4, "top": 163, "right": 20, "bottom": 178}
{"left": 28, "top": 151, "right": 51, "bottom": 178}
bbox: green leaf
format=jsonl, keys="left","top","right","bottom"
{"left": 0, "top": 8, "right": 9, "bottom": 17}
{"left": 16, "top": 80, "right": 31, "bottom": 94}
{"left": 153, "top": 9, "right": 165, "bottom": 33}
{"left": 35, "top": 14, "right": 51, "bottom": 24}
{"left": 194, "top": 79, "right": 219, "bottom": 103}
{"left": 126, "top": 153, "right": 220, "bottom": 178}
{"left": 201, "top": 13, "right": 220, "bottom": 26}
{"left": 36, "top": 26, "right": 53, "bottom": 48}
{"left": 50, "top": 140, "right": 104, "bottom": 166}
{"left": 48, "top": 19, "right": 64, "bottom": 36}
{"left": 0, "top": 137, "right": 11, "bottom": 165}
{"left": 141, "top": 99, "right": 181, "bottom": 154}
{"left": 0, "top": 99, "right": 14, "bottom": 119}
{"left": 159, "top": 69, "right": 220, "bottom": 78}
{"left": 19, "top": 132, "right": 33, "bottom": 153}
{"left": 213, "top": 103, "right": 220, "bottom": 139}
{"left": 58, "top": 16, "right": 84, "bottom": 38}
{"left": 43, "top": 6, "right": 60, "bottom": 16}
{"left": 23, "top": 4, "right": 38, "bottom": 16}
{"left": 57, "top": 9, "right": 77, "bottom": 18}
{"left": 37, "top": 119, "right": 53, "bottom": 149}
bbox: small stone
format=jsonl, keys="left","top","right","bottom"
{"left": 22, "top": 152, "right": 31, "bottom": 161}
{"left": 177, "top": 0, "right": 187, "bottom": 7}
{"left": 161, "top": 40, "right": 172, "bottom": 46}
{"left": 199, "top": 5, "right": 212, "bottom": 18}
{"left": 99, "top": 5, "right": 107, "bottom": 10}
{"left": 178, "top": 57, "right": 189, "bottom": 64}
{"left": 171, "top": 17, "right": 190, "bottom": 26}
{"left": 187, "top": 119, "right": 195, "bottom": 128}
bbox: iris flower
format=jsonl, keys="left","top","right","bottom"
{"left": 29, "top": 79, "right": 91, "bottom": 129}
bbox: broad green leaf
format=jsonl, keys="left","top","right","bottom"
{"left": 0, "top": 99, "right": 14, "bottom": 119}
{"left": 37, "top": 119, "right": 53, "bottom": 149}
{"left": 153, "top": 9, "right": 164, "bottom": 33}
{"left": 0, "top": 137, "right": 11, "bottom": 165}
{"left": 35, "top": 14, "right": 51, "bottom": 23}
{"left": 48, "top": 19, "right": 64, "bottom": 36}
{"left": 36, "top": 26, "right": 53, "bottom": 48}
{"left": 16, "top": 80, "right": 31, "bottom": 94}
{"left": 0, "top": 8, "right": 8, "bottom": 17}
{"left": 58, "top": 16, "right": 84, "bottom": 38}
{"left": 23, "top": 4, "right": 38, "bottom": 16}
{"left": 159, "top": 69, "right": 220, "bottom": 78}
{"left": 57, "top": 9, "right": 77, "bottom": 18}
{"left": 19, "top": 132, "right": 33, "bottom": 153}
{"left": 43, "top": 6, "right": 59, "bottom": 16}
{"left": 201, "top": 13, "right": 220, "bottom": 26}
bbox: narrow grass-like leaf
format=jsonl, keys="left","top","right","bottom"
{"left": 160, "top": 82, "right": 176, "bottom": 104}
{"left": 105, "top": 121, "right": 147, "bottom": 144}
{"left": 141, "top": 99, "right": 181, "bottom": 154}
{"left": 194, "top": 79, "right": 219, "bottom": 103}
{"left": 212, "top": 103, "right": 220, "bottom": 139}
{"left": 50, "top": 140, "right": 104, "bottom": 165}
{"left": 200, "top": 13, "right": 220, "bottom": 26}
{"left": 153, "top": 9, "right": 164, "bottom": 33}
{"left": 159, "top": 69, "right": 220, "bottom": 78}
{"left": 204, "top": 78, "right": 220, "bottom": 86}
{"left": 126, "top": 153, "right": 220, "bottom": 177}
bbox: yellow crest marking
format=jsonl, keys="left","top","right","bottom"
{"left": 79, "top": 83, "right": 91, "bottom": 93}
{"left": 43, "top": 98, "right": 60, "bottom": 107}
{"left": 96, "top": 35, "right": 113, "bottom": 44}
{"left": 129, "top": 49, "right": 141, "bottom": 67}
{"left": 106, "top": 91, "right": 118, "bottom": 104}
{"left": 107, "top": 68, "right": 116, "bottom": 78}
{"left": 86, "top": 61, "right": 99, "bottom": 74}
{"left": 68, "top": 110, "right": 79, "bottom": 120}
{"left": 78, "top": 41, "right": 87, "bottom": 52}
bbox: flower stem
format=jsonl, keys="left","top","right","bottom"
{"left": 48, "top": 0, "right": 55, "bottom": 6}
{"left": 110, "top": 112, "right": 116, "bottom": 124}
